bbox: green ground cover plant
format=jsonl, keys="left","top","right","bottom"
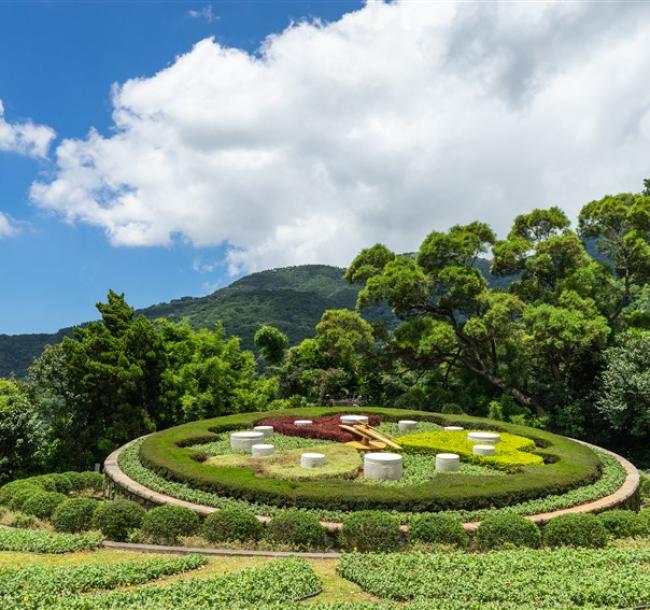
{"left": 337, "top": 547, "right": 650, "bottom": 608}
{"left": 207, "top": 443, "right": 363, "bottom": 482}
{"left": 138, "top": 408, "right": 601, "bottom": 513}
{"left": 42, "top": 557, "right": 321, "bottom": 610}
{"left": 0, "top": 528, "right": 103, "bottom": 553}
{"left": 399, "top": 430, "right": 543, "bottom": 470}
{"left": 120, "top": 439, "right": 624, "bottom": 525}
{"left": 0, "top": 554, "right": 206, "bottom": 609}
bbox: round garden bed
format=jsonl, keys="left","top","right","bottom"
{"left": 123, "top": 407, "right": 633, "bottom": 518}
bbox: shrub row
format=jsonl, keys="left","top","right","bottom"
{"left": 0, "top": 527, "right": 104, "bottom": 553}
{"left": 44, "top": 558, "right": 320, "bottom": 610}
{"left": 337, "top": 547, "right": 650, "bottom": 608}
{"left": 139, "top": 407, "right": 602, "bottom": 513}
{"left": 0, "top": 554, "right": 207, "bottom": 603}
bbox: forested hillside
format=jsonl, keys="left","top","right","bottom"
{"left": 0, "top": 261, "right": 507, "bottom": 378}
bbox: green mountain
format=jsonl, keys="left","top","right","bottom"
{"left": 0, "top": 265, "right": 360, "bottom": 378}
{"left": 0, "top": 260, "right": 512, "bottom": 379}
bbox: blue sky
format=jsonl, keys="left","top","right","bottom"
{"left": 2, "top": 1, "right": 649, "bottom": 335}
{"left": 0, "top": 0, "right": 362, "bottom": 334}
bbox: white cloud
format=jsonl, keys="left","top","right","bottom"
{"left": 30, "top": 1, "right": 650, "bottom": 274}
{"left": 188, "top": 5, "right": 218, "bottom": 24}
{"left": 0, "top": 212, "right": 15, "bottom": 238}
{"left": 0, "top": 99, "right": 55, "bottom": 158}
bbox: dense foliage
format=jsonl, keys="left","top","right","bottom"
{"left": 542, "top": 513, "right": 608, "bottom": 548}
{"left": 337, "top": 547, "right": 650, "bottom": 608}
{"left": 339, "top": 511, "right": 402, "bottom": 552}
{"left": 475, "top": 513, "right": 542, "bottom": 550}
{"left": 0, "top": 528, "right": 103, "bottom": 553}
{"left": 141, "top": 505, "right": 199, "bottom": 544}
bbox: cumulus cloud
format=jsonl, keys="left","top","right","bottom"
{"left": 0, "top": 100, "right": 55, "bottom": 158}
{"left": 30, "top": 1, "right": 650, "bottom": 273}
{"left": 0, "top": 212, "right": 15, "bottom": 238}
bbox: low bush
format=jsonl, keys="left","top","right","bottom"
{"left": 0, "top": 527, "right": 103, "bottom": 553}
{"left": 409, "top": 513, "right": 468, "bottom": 549}
{"left": 476, "top": 513, "right": 541, "bottom": 550}
{"left": 266, "top": 511, "right": 328, "bottom": 550}
{"left": 202, "top": 508, "right": 263, "bottom": 543}
{"left": 598, "top": 510, "right": 644, "bottom": 539}
{"left": 8, "top": 512, "right": 39, "bottom": 529}
{"left": 52, "top": 498, "right": 101, "bottom": 533}
{"left": 142, "top": 505, "right": 200, "bottom": 544}
{"left": 543, "top": 513, "right": 608, "bottom": 548}
{"left": 340, "top": 511, "right": 401, "bottom": 552}
{"left": 21, "top": 491, "right": 66, "bottom": 519}
{"left": 93, "top": 500, "right": 145, "bottom": 542}
{"left": 0, "top": 480, "right": 41, "bottom": 506}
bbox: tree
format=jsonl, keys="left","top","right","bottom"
{"left": 254, "top": 325, "right": 289, "bottom": 366}
{"left": 0, "top": 380, "right": 49, "bottom": 484}
{"left": 643, "top": 178, "right": 650, "bottom": 197}
{"left": 596, "top": 330, "right": 650, "bottom": 438}
{"left": 346, "top": 209, "right": 617, "bottom": 421}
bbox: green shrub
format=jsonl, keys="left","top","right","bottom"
{"left": 0, "top": 480, "right": 38, "bottom": 505}
{"left": 340, "top": 511, "right": 401, "bottom": 552}
{"left": 8, "top": 485, "right": 42, "bottom": 511}
{"left": 21, "top": 491, "right": 66, "bottom": 519}
{"left": 409, "top": 513, "right": 468, "bottom": 549}
{"left": 78, "top": 471, "right": 105, "bottom": 493}
{"left": 598, "top": 510, "right": 644, "bottom": 539}
{"left": 476, "top": 513, "right": 541, "bottom": 550}
{"left": 142, "top": 505, "right": 200, "bottom": 544}
{"left": 637, "top": 509, "right": 650, "bottom": 536}
{"left": 93, "top": 500, "right": 145, "bottom": 542}
{"left": 202, "top": 508, "right": 263, "bottom": 543}
{"left": 266, "top": 511, "right": 327, "bottom": 550}
{"left": 640, "top": 477, "right": 650, "bottom": 498}
{"left": 544, "top": 513, "right": 608, "bottom": 548}
{"left": 52, "top": 498, "right": 101, "bottom": 533}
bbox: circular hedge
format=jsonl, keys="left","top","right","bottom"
{"left": 138, "top": 407, "right": 602, "bottom": 513}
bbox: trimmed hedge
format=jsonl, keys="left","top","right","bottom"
{"left": 21, "top": 491, "right": 66, "bottom": 519}
{"left": 266, "top": 511, "right": 328, "bottom": 550}
{"left": 598, "top": 510, "right": 644, "bottom": 539}
{"left": 476, "top": 514, "right": 541, "bottom": 550}
{"left": 142, "top": 505, "right": 200, "bottom": 544}
{"left": 409, "top": 513, "right": 468, "bottom": 549}
{"left": 340, "top": 511, "right": 401, "bottom": 552}
{"left": 94, "top": 500, "right": 145, "bottom": 542}
{"left": 52, "top": 498, "right": 101, "bottom": 533}
{"left": 543, "top": 513, "right": 608, "bottom": 548}
{"left": 202, "top": 508, "right": 263, "bottom": 543}
{"left": 138, "top": 407, "right": 602, "bottom": 513}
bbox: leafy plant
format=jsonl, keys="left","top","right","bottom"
{"left": 20, "top": 491, "right": 66, "bottom": 519}
{"left": 0, "top": 528, "right": 103, "bottom": 553}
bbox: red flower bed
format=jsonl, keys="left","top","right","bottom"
{"left": 256, "top": 414, "right": 382, "bottom": 443}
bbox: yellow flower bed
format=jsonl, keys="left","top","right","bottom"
{"left": 398, "top": 430, "right": 544, "bottom": 471}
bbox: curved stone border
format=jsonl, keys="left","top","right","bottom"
{"left": 104, "top": 437, "right": 640, "bottom": 535}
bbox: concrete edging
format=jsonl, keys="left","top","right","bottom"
{"left": 104, "top": 436, "right": 640, "bottom": 537}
